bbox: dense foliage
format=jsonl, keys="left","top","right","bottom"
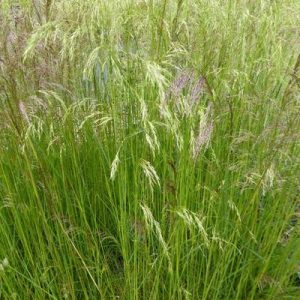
{"left": 0, "top": 1, "right": 299, "bottom": 299}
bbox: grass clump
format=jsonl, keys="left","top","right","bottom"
{"left": 0, "top": 0, "right": 300, "bottom": 299}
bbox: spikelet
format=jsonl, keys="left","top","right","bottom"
{"left": 18, "top": 101, "right": 30, "bottom": 123}
{"left": 83, "top": 46, "right": 101, "bottom": 79}
{"left": 145, "top": 61, "right": 168, "bottom": 99}
{"left": 211, "top": 230, "right": 241, "bottom": 254}
{"left": 175, "top": 208, "right": 210, "bottom": 247}
{"left": 140, "top": 204, "right": 171, "bottom": 271}
{"left": 262, "top": 163, "right": 275, "bottom": 196}
{"left": 140, "top": 159, "right": 160, "bottom": 190}
{"left": 161, "top": 108, "right": 183, "bottom": 150}
{"left": 94, "top": 116, "right": 113, "bottom": 127}
{"left": 165, "top": 70, "right": 194, "bottom": 100}
{"left": 140, "top": 98, "right": 148, "bottom": 121}
{"left": 162, "top": 71, "right": 210, "bottom": 117}
{"left": 139, "top": 99, "right": 160, "bottom": 154}
{"left": 189, "top": 76, "right": 205, "bottom": 108}
{"left": 228, "top": 200, "right": 241, "bottom": 223}
{"left": 110, "top": 151, "right": 120, "bottom": 180}
{"left": 78, "top": 112, "right": 101, "bottom": 131}
{"left": 193, "top": 103, "right": 213, "bottom": 159}
{"left": 146, "top": 121, "right": 160, "bottom": 153}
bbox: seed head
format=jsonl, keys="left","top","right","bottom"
{"left": 165, "top": 70, "right": 194, "bottom": 100}
{"left": 189, "top": 76, "right": 205, "bottom": 107}
{"left": 18, "top": 101, "right": 30, "bottom": 123}
{"left": 193, "top": 103, "right": 214, "bottom": 159}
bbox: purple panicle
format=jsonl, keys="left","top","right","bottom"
{"left": 165, "top": 70, "right": 194, "bottom": 100}
{"left": 190, "top": 76, "right": 205, "bottom": 107}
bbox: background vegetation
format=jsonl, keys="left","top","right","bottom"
{"left": 0, "top": 0, "right": 299, "bottom": 299}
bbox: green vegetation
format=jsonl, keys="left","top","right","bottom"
{"left": 0, "top": 0, "right": 299, "bottom": 299}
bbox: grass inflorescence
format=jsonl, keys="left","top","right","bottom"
{"left": 0, "top": 0, "right": 300, "bottom": 299}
